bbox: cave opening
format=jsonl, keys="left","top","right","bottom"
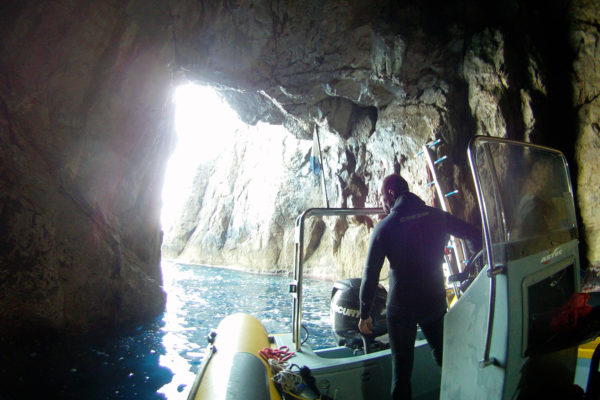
{"left": 161, "top": 83, "right": 242, "bottom": 231}
{"left": 159, "top": 80, "right": 323, "bottom": 274}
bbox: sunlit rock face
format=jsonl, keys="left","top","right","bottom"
{"left": 162, "top": 123, "right": 323, "bottom": 272}
{"left": 2, "top": 0, "right": 600, "bottom": 336}
{"left": 162, "top": 121, "right": 387, "bottom": 279}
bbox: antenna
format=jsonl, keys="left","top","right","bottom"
{"left": 315, "top": 126, "right": 329, "bottom": 208}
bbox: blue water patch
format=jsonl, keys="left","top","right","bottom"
{"left": 0, "top": 262, "right": 339, "bottom": 399}
{"left": 0, "top": 319, "right": 174, "bottom": 400}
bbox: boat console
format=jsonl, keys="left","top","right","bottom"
{"left": 442, "top": 137, "right": 599, "bottom": 399}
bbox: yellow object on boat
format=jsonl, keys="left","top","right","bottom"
{"left": 187, "top": 313, "right": 282, "bottom": 400}
{"left": 578, "top": 336, "right": 600, "bottom": 359}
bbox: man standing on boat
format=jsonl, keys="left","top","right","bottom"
{"left": 358, "top": 173, "right": 481, "bottom": 400}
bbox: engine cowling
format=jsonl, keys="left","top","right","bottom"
{"left": 330, "top": 278, "right": 387, "bottom": 348}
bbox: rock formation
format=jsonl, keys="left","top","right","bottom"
{"left": 0, "top": 1, "right": 175, "bottom": 335}
{"left": 1, "top": 0, "right": 599, "bottom": 336}
{"left": 573, "top": 0, "right": 600, "bottom": 273}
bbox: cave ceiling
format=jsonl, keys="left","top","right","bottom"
{"left": 171, "top": 0, "right": 511, "bottom": 141}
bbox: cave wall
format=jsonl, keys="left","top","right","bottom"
{"left": 0, "top": 2, "right": 175, "bottom": 335}
{"left": 573, "top": 0, "right": 600, "bottom": 274}
{"left": 1, "top": 0, "right": 599, "bottom": 336}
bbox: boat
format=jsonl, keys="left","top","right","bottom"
{"left": 187, "top": 136, "right": 600, "bottom": 399}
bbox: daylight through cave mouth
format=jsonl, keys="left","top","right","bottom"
{"left": 160, "top": 83, "right": 309, "bottom": 268}
{"left": 161, "top": 84, "right": 243, "bottom": 230}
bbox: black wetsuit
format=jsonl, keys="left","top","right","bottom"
{"left": 359, "top": 192, "right": 481, "bottom": 400}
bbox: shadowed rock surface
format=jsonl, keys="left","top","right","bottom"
{"left": 1, "top": 0, "right": 599, "bottom": 336}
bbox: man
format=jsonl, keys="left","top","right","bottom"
{"left": 358, "top": 174, "right": 481, "bottom": 400}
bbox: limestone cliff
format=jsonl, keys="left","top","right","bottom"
{"left": 162, "top": 122, "right": 324, "bottom": 273}
{"left": 1, "top": 0, "right": 599, "bottom": 336}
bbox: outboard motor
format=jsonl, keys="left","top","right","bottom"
{"left": 330, "top": 278, "right": 387, "bottom": 349}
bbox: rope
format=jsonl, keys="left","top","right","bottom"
{"left": 260, "top": 347, "right": 327, "bottom": 400}
{"left": 259, "top": 345, "right": 295, "bottom": 364}
{"left": 273, "top": 368, "right": 303, "bottom": 393}
{"left": 273, "top": 369, "right": 320, "bottom": 400}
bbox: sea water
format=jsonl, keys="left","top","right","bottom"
{"left": 0, "top": 261, "right": 338, "bottom": 400}
{"left": 158, "top": 261, "right": 337, "bottom": 399}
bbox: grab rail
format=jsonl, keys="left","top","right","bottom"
{"left": 291, "top": 207, "right": 384, "bottom": 351}
{"left": 468, "top": 139, "right": 500, "bottom": 368}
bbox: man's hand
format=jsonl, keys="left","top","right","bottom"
{"left": 358, "top": 316, "right": 373, "bottom": 335}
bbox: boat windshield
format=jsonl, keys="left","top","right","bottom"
{"left": 469, "top": 137, "right": 578, "bottom": 267}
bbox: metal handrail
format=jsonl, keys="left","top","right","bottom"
{"left": 468, "top": 139, "right": 501, "bottom": 368}
{"left": 291, "top": 207, "right": 384, "bottom": 351}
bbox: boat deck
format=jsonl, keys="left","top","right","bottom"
{"left": 272, "top": 333, "right": 441, "bottom": 400}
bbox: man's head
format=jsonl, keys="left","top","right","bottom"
{"left": 381, "top": 174, "right": 409, "bottom": 214}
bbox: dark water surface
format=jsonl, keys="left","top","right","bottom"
{"left": 0, "top": 262, "right": 337, "bottom": 400}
